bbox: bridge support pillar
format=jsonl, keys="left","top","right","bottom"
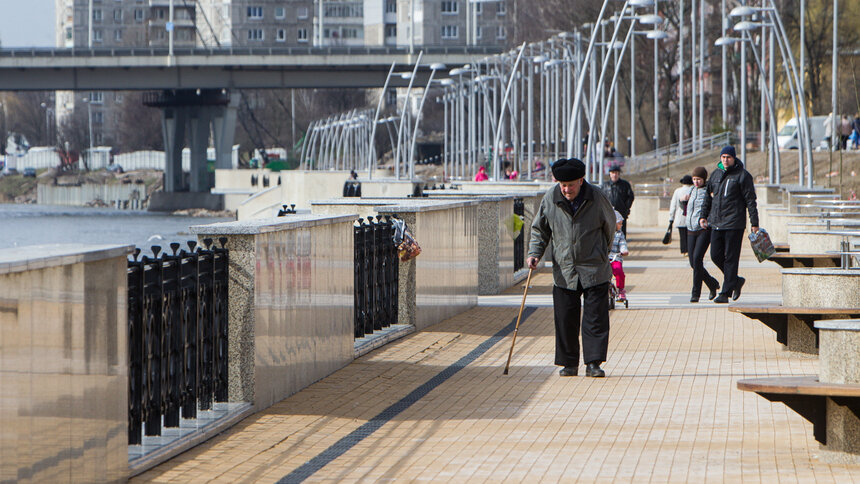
{"left": 145, "top": 89, "right": 233, "bottom": 193}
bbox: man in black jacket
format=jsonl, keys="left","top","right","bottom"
{"left": 601, "top": 166, "right": 635, "bottom": 235}
{"left": 699, "top": 145, "right": 759, "bottom": 304}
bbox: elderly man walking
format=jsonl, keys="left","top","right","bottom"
{"left": 527, "top": 158, "right": 617, "bottom": 377}
{"left": 699, "top": 146, "right": 759, "bottom": 304}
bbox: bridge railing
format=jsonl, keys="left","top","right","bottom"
{"left": 622, "top": 131, "right": 734, "bottom": 174}
{"left": 0, "top": 45, "right": 504, "bottom": 58}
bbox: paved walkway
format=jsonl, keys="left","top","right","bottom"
{"left": 133, "top": 230, "right": 860, "bottom": 483}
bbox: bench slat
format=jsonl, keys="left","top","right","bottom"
{"left": 738, "top": 376, "right": 860, "bottom": 397}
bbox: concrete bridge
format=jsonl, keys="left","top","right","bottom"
{"left": 0, "top": 46, "right": 501, "bottom": 91}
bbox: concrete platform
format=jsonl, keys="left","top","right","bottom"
{"left": 131, "top": 230, "right": 860, "bottom": 482}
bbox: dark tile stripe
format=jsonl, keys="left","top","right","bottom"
{"left": 277, "top": 307, "right": 537, "bottom": 483}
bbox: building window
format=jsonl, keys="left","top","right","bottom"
{"left": 297, "top": 28, "right": 308, "bottom": 42}
{"left": 276, "top": 29, "right": 286, "bottom": 42}
{"left": 474, "top": 3, "right": 482, "bottom": 14}
{"left": 92, "top": 29, "right": 103, "bottom": 42}
{"left": 385, "top": 24, "right": 396, "bottom": 38}
{"left": 65, "top": 27, "right": 73, "bottom": 40}
{"left": 134, "top": 9, "right": 143, "bottom": 21}
{"left": 385, "top": 1, "right": 396, "bottom": 13}
{"left": 95, "top": 132, "right": 104, "bottom": 145}
{"left": 247, "top": 29, "right": 264, "bottom": 41}
{"left": 441, "top": 1, "right": 458, "bottom": 14}
{"left": 476, "top": 26, "right": 482, "bottom": 39}
{"left": 90, "top": 91, "right": 104, "bottom": 104}
{"left": 93, "top": 9, "right": 103, "bottom": 22}
{"left": 114, "top": 29, "right": 122, "bottom": 41}
{"left": 247, "top": 6, "right": 263, "bottom": 19}
{"left": 115, "top": 93, "right": 123, "bottom": 104}
{"left": 275, "top": 7, "right": 285, "bottom": 19}
{"left": 324, "top": 4, "right": 363, "bottom": 17}
{"left": 93, "top": 111, "right": 104, "bottom": 125}
{"left": 497, "top": 1, "right": 506, "bottom": 15}
{"left": 497, "top": 25, "right": 506, "bottom": 38}
{"left": 441, "top": 25, "right": 458, "bottom": 39}
{"left": 342, "top": 28, "right": 359, "bottom": 39}
{"left": 113, "top": 9, "right": 122, "bottom": 22}
{"left": 297, "top": 6, "right": 309, "bottom": 19}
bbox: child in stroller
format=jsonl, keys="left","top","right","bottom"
{"left": 609, "top": 210, "right": 629, "bottom": 308}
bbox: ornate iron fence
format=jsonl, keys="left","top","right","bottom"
{"left": 513, "top": 198, "right": 525, "bottom": 273}
{"left": 353, "top": 216, "right": 398, "bottom": 338}
{"left": 127, "top": 238, "right": 229, "bottom": 445}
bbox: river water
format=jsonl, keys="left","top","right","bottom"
{"left": 0, "top": 204, "right": 233, "bottom": 256}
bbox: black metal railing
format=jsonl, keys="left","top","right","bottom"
{"left": 353, "top": 216, "right": 398, "bottom": 338}
{"left": 127, "top": 238, "right": 229, "bottom": 445}
{"left": 514, "top": 198, "right": 525, "bottom": 272}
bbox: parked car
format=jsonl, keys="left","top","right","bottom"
{"left": 23, "top": 167, "right": 36, "bottom": 177}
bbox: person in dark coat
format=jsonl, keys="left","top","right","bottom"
{"left": 699, "top": 146, "right": 759, "bottom": 304}
{"left": 528, "top": 158, "right": 616, "bottom": 378}
{"left": 601, "top": 166, "right": 635, "bottom": 236}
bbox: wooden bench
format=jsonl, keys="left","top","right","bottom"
{"left": 728, "top": 304, "right": 860, "bottom": 354}
{"left": 767, "top": 253, "right": 840, "bottom": 268}
{"left": 773, "top": 243, "right": 789, "bottom": 253}
{"left": 737, "top": 376, "right": 860, "bottom": 445}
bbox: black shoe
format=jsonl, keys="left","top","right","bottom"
{"left": 559, "top": 366, "right": 578, "bottom": 377}
{"left": 708, "top": 285, "right": 719, "bottom": 301}
{"left": 585, "top": 362, "right": 605, "bottom": 378}
{"left": 690, "top": 295, "right": 700, "bottom": 303}
{"left": 732, "top": 277, "right": 746, "bottom": 301}
{"left": 713, "top": 294, "right": 729, "bottom": 304}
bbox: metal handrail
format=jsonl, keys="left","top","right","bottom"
{"left": 622, "top": 131, "right": 733, "bottom": 174}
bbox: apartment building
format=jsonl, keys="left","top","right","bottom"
{"left": 55, "top": 0, "right": 197, "bottom": 147}
{"left": 196, "top": 1, "right": 315, "bottom": 47}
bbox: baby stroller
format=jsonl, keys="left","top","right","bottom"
{"left": 608, "top": 274, "right": 628, "bottom": 309}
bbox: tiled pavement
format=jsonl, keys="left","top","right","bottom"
{"left": 132, "top": 230, "right": 860, "bottom": 483}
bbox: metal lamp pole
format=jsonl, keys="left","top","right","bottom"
{"left": 408, "top": 65, "right": 447, "bottom": 180}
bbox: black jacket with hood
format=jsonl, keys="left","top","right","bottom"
{"left": 700, "top": 159, "right": 759, "bottom": 230}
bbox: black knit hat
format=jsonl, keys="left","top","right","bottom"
{"left": 551, "top": 158, "right": 586, "bottom": 182}
{"left": 680, "top": 175, "right": 693, "bottom": 185}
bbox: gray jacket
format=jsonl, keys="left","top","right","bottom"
{"left": 683, "top": 185, "right": 710, "bottom": 232}
{"left": 529, "top": 182, "right": 616, "bottom": 290}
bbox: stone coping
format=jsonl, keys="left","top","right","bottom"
{"left": 310, "top": 198, "right": 479, "bottom": 212}
{"left": 190, "top": 214, "right": 357, "bottom": 235}
{"left": 426, "top": 189, "right": 546, "bottom": 198}
{"left": 782, "top": 267, "right": 860, "bottom": 276}
{"left": 779, "top": 185, "right": 836, "bottom": 193}
{"left": 0, "top": 244, "right": 133, "bottom": 275}
{"left": 815, "top": 319, "right": 860, "bottom": 331}
{"left": 787, "top": 230, "right": 860, "bottom": 236}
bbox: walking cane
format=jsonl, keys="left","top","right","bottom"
{"left": 503, "top": 267, "right": 533, "bottom": 375}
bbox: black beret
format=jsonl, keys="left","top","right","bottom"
{"left": 551, "top": 158, "right": 586, "bottom": 182}
{"left": 680, "top": 175, "right": 693, "bottom": 185}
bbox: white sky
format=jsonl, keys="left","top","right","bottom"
{"left": 0, "top": 0, "right": 55, "bottom": 48}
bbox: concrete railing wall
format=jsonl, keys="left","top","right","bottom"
{"left": 235, "top": 171, "right": 358, "bottom": 220}
{"left": 0, "top": 244, "right": 131, "bottom": 483}
{"left": 378, "top": 201, "right": 480, "bottom": 330}
{"left": 190, "top": 215, "right": 355, "bottom": 411}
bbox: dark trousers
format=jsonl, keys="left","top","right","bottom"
{"left": 687, "top": 230, "right": 719, "bottom": 297}
{"left": 552, "top": 282, "right": 610, "bottom": 367}
{"left": 710, "top": 228, "right": 745, "bottom": 297}
{"left": 621, "top": 218, "right": 628, "bottom": 237}
{"left": 678, "top": 227, "right": 688, "bottom": 254}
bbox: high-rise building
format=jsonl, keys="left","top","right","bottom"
{"left": 55, "top": 0, "right": 198, "bottom": 147}
{"left": 196, "top": 1, "right": 315, "bottom": 47}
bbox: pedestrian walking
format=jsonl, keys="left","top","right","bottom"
{"left": 601, "top": 166, "right": 635, "bottom": 236}
{"left": 528, "top": 158, "right": 616, "bottom": 378}
{"left": 474, "top": 166, "right": 488, "bottom": 181}
{"left": 668, "top": 175, "right": 694, "bottom": 254}
{"left": 699, "top": 146, "right": 759, "bottom": 304}
{"left": 684, "top": 167, "right": 720, "bottom": 302}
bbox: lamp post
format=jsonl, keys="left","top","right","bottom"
{"left": 40, "top": 102, "right": 54, "bottom": 146}
{"left": 393, "top": 51, "right": 424, "bottom": 180}
{"left": 715, "top": 35, "right": 782, "bottom": 184}
{"left": 408, "top": 64, "right": 447, "bottom": 180}
{"left": 732, "top": 4, "right": 813, "bottom": 187}
{"left": 367, "top": 62, "right": 397, "bottom": 179}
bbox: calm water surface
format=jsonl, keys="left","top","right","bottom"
{"left": 0, "top": 204, "right": 233, "bottom": 256}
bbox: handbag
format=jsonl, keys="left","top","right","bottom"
{"left": 661, "top": 221, "right": 673, "bottom": 244}
{"left": 748, "top": 227, "right": 775, "bottom": 262}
